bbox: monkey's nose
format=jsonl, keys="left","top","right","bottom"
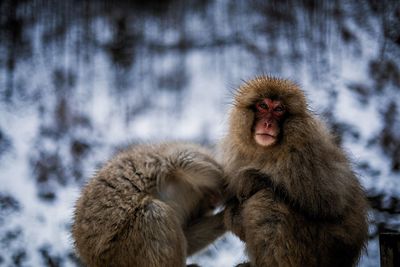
{"left": 264, "top": 122, "right": 272, "bottom": 128}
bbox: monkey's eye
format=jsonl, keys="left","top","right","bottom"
{"left": 257, "top": 102, "right": 269, "bottom": 110}
{"left": 274, "top": 106, "right": 284, "bottom": 113}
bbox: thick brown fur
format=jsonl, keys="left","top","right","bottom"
{"left": 72, "top": 142, "right": 226, "bottom": 267}
{"left": 219, "top": 76, "right": 369, "bottom": 267}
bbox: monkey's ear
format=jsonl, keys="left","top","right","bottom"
{"left": 158, "top": 167, "right": 219, "bottom": 200}
{"left": 157, "top": 172, "right": 180, "bottom": 196}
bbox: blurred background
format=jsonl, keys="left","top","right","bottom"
{"left": 0, "top": 0, "right": 399, "bottom": 266}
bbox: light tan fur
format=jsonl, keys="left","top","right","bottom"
{"left": 220, "top": 76, "right": 369, "bottom": 267}
{"left": 72, "top": 142, "right": 226, "bottom": 267}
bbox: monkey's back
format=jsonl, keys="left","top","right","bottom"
{"left": 72, "top": 142, "right": 222, "bottom": 267}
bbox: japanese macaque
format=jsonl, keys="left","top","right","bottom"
{"left": 72, "top": 143, "right": 226, "bottom": 267}
{"left": 220, "top": 76, "right": 369, "bottom": 267}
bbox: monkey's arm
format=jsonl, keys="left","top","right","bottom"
{"left": 223, "top": 197, "right": 246, "bottom": 241}
{"left": 223, "top": 168, "right": 270, "bottom": 241}
{"left": 232, "top": 168, "right": 274, "bottom": 203}
{"left": 235, "top": 168, "right": 344, "bottom": 222}
{"left": 184, "top": 211, "right": 226, "bottom": 255}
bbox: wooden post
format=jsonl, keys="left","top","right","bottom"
{"left": 379, "top": 232, "right": 400, "bottom": 267}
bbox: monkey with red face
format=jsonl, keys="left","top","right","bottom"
{"left": 219, "top": 76, "right": 369, "bottom": 267}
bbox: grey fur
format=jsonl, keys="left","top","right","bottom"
{"left": 72, "top": 142, "right": 226, "bottom": 267}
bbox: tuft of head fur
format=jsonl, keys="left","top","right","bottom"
{"left": 234, "top": 76, "right": 307, "bottom": 114}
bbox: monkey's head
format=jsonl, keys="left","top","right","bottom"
{"left": 229, "top": 76, "right": 307, "bottom": 153}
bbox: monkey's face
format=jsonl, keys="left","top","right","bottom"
{"left": 228, "top": 76, "right": 307, "bottom": 154}
{"left": 253, "top": 98, "right": 285, "bottom": 147}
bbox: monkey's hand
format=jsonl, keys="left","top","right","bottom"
{"left": 234, "top": 168, "right": 274, "bottom": 203}
{"left": 224, "top": 197, "right": 246, "bottom": 241}
{"left": 235, "top": 262, "right": 251, "bottom": 267}
{"left": 185, "top": 211, "right": 226, "bottom": 255}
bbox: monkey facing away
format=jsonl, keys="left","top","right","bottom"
{"left": 220, "top": 76, "right": 369, "bottom": 267}
{"left": 72, "top": 142, "right": 226, "bottom": 267}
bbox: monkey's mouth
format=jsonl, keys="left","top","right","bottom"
{"left": 254, "top": 133, "right": 277, "bottom": 147}
{"left": 255, "top": 133, "right": 277, "bottom": 138}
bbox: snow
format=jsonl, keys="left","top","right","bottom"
{"left": 188, "top": 234, "right": 247, "bottom": 267}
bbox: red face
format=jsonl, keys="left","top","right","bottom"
{"left": 253, "top": 98, "right": 285, "bottom": 147}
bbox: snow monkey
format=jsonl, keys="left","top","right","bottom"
{"left": 72, "top": 143, "right": 226, "bottom": 267}
{"left": 220, "top": 76, "right": 369, "bottom": 267}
